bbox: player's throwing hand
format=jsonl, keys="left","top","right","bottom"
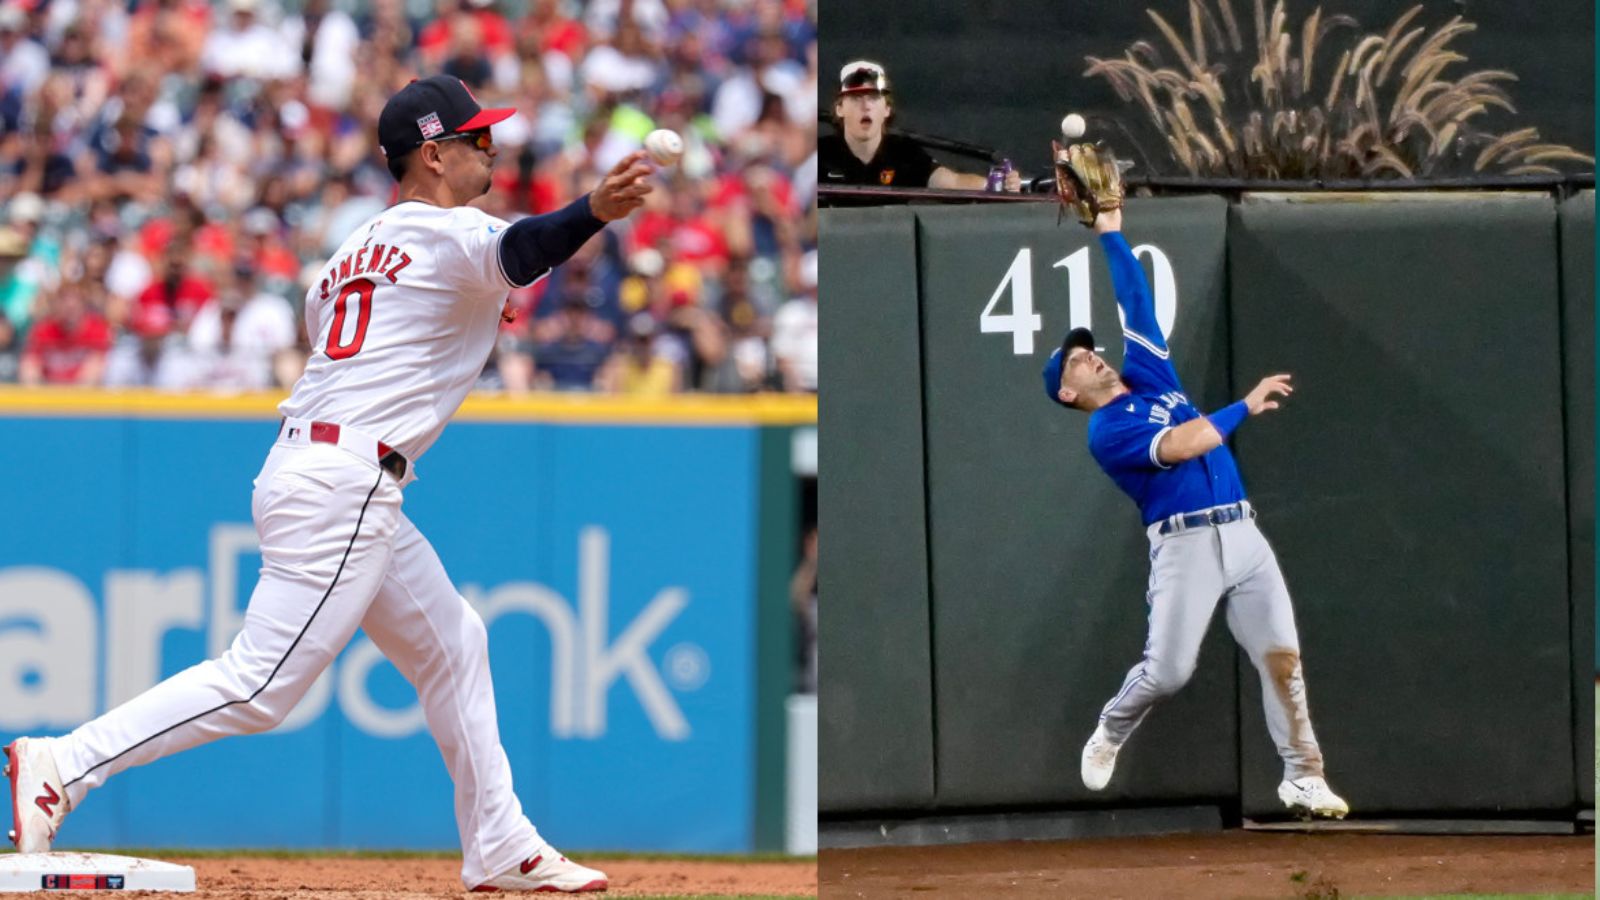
{"left": 1245, "top": 373, "right": 1294, "bottom": 414}
{"left": 590, "top": 151, "right": 656, "bottom": 221}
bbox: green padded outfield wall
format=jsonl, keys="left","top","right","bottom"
{"left": 817, "top": 207, "right": 937, "bottom": 812}
{"left": 1558, "top": 191, "right": 1595, "bottom": 806}
{"left": 914, "top": 198, "right": 1238, "bottom": 807}
{"left": 1228, "top": 195, "right": 1575, "bottom": 816}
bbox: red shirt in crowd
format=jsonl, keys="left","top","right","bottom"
{"left": 24, "top": 313, "right": 113, "bottom": 383}
{"left": 250, "top": 241, "right": 300, "bottom": 281}
{"left": 137, "top": 275, "right": 212, "bottom": 325}
{"left": 631, "top": 209, "right": 728, "bottom": 267}
{"left": 537, "top": 16, "right": 584, "bottom": 58}
{"left": 418, "top": 10, "right": 514, "bottom": 60}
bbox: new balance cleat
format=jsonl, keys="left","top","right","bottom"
{"left": 7, "top": 738, "right": 71, "bottom": 853}
{"left": 1080, "top": 723, "right": 1122, "bottom": 792}
{"left": 1278, "top": 776, "right": 1350, "bottom": 820}
{"left": 471, "top": 844, "right": 608, "bottom": 893}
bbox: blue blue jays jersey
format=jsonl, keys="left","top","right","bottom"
{"left": 1087, "top": 234, "right": 1246, "bottom": 526}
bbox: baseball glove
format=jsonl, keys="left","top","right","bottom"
{"left": 1053, "top": 140, "right": 1124, "bottom": 227}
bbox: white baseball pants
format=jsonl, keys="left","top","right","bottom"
{"left": 49, "top": 434, "right": 539, "bottom": 887}
{"left": 1097, "top": 509, "right": 1326, "bottom": 780}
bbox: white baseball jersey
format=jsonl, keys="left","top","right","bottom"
{"left": 279, "top": 200, "right": 545, "bottom": 461}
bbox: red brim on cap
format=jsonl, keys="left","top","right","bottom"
{"left": 458, "top": 107, "right": 516, "bottom": 131}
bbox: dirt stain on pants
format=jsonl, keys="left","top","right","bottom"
{"left": 1266, "top": 648, "right": 1324, "bottom": 777}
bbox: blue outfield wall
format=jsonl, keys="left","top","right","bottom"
{"left": 0, "top": 412, "right": 767, "bottom": 852}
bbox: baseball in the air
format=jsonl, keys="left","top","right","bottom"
{"left": 1061, "top": 113, "right": 1087, "bottom": 139}
{"left": 644, "top": 129, "right": 683, "bottom": 166}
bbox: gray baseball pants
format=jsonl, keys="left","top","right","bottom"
{"left": 1097, "top": 504, "right": 1326, "bottom": 780}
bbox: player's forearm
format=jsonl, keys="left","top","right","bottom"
{"left": 1155, "top": 416, "right": 1224, "bottom": 465}
{"left": 1099, "top": 232, "right": 1162, "bottom": 342}
{"left": 1207, "top": 400, "right": 1249, "bottom": 439}
{"left": 498, "top": 195, "right": 606, "bottom": 285}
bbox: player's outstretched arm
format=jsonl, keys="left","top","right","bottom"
{"left": 1093, "top": 209, "right": 1165, "bottom": 352}
{"left": 1154, "top": 374, "right": 1293, "bottom": 465}
{"left": 498, "top": 152, "right": 657, "bottom": 284}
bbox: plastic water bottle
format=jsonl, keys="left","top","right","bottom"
{"left": 985, "top": 158, "right": 1013, "bottom": 192}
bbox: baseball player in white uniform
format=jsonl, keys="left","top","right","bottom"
{"left": 6, "top": 76, "right": 653, "bottom": 893}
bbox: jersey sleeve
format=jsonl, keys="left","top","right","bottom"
{"left": 1101, "top": 232, "right": 1182, "bottom": 394}
{"left": 447, "top": 208, "right": 529, "bottom": 298}
{"left": 1089, "top": 404, "right": 1174, "bottom": 474}
{"left": 302, "top": 283, "right": 324, "bottom": 350}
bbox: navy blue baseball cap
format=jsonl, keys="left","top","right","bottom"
{"left": 378, "top": 76, "right": 515, "bottom": 159}
{"left": 1041, "top": 327, "right": 1096, "bottom": 408}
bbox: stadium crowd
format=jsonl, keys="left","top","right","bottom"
{"left": 0, "top": 0, "right": 818, "bottom": 395}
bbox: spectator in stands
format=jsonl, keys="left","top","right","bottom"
{"left": 419, "top": 0, "right": 513, "bottom": 68}
{"left": 187, "top": 263, "right": 295, "bottom": 382}
{"left": 819, "top": 60, "right": 1020, "bottom": 192}
{"left": 201, "top": 0, "right": 297, "bottom": 81}
{"left": 598, "top": 312, "right": 678, "bottom": 394}
{"left": 104, "top": 299, "right": 186, "bottom": 388}
{"left": 293, "top": 0, "right": 361, "bottom": 111}
{"left": 0, "top": 192, "right": 48, "bottom": 329}
{"left": 701, "top": 257, "right": 772, "bottom": 393}
{"left": 125, "top": 0, "right": 207, "bottom": 78}
{"left": 183, "top": 291, "right": 269, "bottom": 390}
{"left": 136, "top": 244, "right": 211, "bottom": 333}
{"left": 19, "top": 279, "right": 111, "bottom": 385}
{"left": 85, "top": 111, "right": 167, "bottom": 204}
{"left": 771, "top": 250, "right": 816, "bottom": 393}
{"left": 532, "top": 297, "right": 609, "bottom": 391}
{"left": 0, "top": 5, "right": 49, "bottom": 105}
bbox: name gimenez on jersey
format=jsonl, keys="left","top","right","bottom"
{"left": 316, "top": 239, "right": 414, "bottom": 300}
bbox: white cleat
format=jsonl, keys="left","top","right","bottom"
{"left": 6, "top": 738, "right": 71, "bottom": 854}
{"left": 1080, "top": 723, "right": 1122, "bottom": 792}
{"left": 471, "top": 844, "right": 608, "bottom": 893}
{"left": 1278, "top": 776, "right": 1350, "bottom": 820}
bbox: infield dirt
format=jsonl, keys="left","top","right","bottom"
{"left": 156, "top": 855, "right": 815, "bottom": 898}
{"left": 818, "top": 831, "right": 1592, "bottom": 899}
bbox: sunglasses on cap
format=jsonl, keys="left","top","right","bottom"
{"left": 839, "top": 61, "right": 890, "bottom": 94}
{"left": 431, "top": 129, "right": 493, "bottom": 150}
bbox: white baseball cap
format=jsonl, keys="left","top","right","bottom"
{"left": 838, "top": 60, "right": 890, "bottom": 95}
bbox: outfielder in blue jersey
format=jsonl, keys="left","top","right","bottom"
{"left": 1041, "top": 207, "right": 1349, "bottom": 819}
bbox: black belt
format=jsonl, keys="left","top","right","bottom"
{"left": 1158, "top": 502, "right": 1253, "bottom": 535}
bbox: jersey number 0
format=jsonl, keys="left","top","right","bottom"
{"left": 326, "top": 278, "right": 375, "bottom": 360}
